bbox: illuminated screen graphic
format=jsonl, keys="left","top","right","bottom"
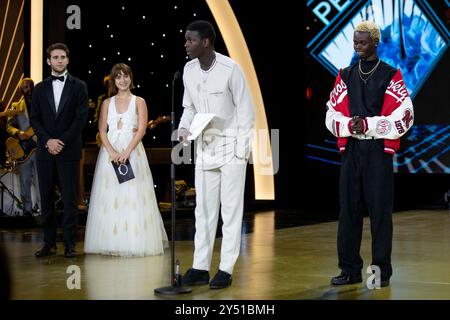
{"left": 312, "top": 0, "right": 448, "bottom": 98}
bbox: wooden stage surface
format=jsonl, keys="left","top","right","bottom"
{"left": 1, "top": 209, "right": 450, "bottom": 300}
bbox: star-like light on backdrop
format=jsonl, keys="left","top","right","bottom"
{"left": 70, "top": 0, "right": 222, "bottom": 147}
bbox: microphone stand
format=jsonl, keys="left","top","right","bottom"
{"left": 154, "top": 71, "right": 192, "bottom": 295}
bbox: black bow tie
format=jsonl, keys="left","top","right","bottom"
{"left": 51, "top": 75, "right": 65, "bottom": 82}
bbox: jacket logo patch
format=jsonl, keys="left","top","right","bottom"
{"left": 402, "top": 108, "right": 413, "bottom": 129}
{"left": 376, "top": 119, "right": 392, "bottom": 136}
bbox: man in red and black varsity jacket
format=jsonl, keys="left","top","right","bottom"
{"left": 325, "top": 21, "right": 414, "bottom": 287}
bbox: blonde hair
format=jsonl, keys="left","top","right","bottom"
{"left": 355, "top": 21, "right": 381, "bottom": 41}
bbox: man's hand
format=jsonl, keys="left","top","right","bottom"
{"left": 46, "top": 139, "right": 65, "bottom": 155}
{"left": 350, "top": 116, "right": 364, "bottom": 134}
{"left": 178, "top": 128, "right": 192, "bottom": 144}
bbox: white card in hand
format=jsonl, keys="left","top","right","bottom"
{"left": 188, "top": 113, "right": 215, "bottom": 140}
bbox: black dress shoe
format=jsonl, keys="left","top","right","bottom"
{"left": 210, "top": 270, "right": 232, "bottom": 289}
{"left": 64, "top": 246, "right": 76, "bottom": 258}
{"left": 380, "top": 278, "right": 390, "bottom": 287}
{"left": 331, "top": 272, "right": 362, "bottom": 285}
{"left": 181, "top": 268, "right": 209, "bottom": 286}
{"left": 35, "top": 244, "right": 57, "bottom": 258}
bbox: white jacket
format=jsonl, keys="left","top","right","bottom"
{"left": 179, "top": 52, "right": 255, "bottom": 169}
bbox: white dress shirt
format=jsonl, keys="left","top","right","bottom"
{"left": 52, "top": 71, "right": 67, "bottom": 112}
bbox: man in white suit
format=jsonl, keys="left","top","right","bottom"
{"left": 178, "top": 20, "right": 255, "bottom": 289}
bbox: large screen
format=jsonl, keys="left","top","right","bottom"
{"left": 306, "top": 0, "right": 450, "bottom": 174}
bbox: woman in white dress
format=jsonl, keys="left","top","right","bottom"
{"left": 84, "top": 63, "right": 168, "bottom": 256}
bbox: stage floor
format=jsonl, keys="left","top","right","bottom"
{"left": 2, "top": 209, "right": 450, "bottom": 300}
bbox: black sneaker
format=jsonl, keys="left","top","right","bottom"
{"left": 380, "top": 278, "right": 390, "bottom": 287}
{"left": 181, "top": 268, "right": 209, "bottom": 286}
{"left": 331, "top": 272, "right": 362, "bottom": 285}
{"left": 209, "top": 270, "right": 232, "bottom": 289}
{"left": 64, "top": 245, "right": 77, "bottom": 258}
{"left": 35, "top": 244, "right": 57, "bottom": 258}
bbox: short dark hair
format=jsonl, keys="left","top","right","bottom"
{"left": 46, "top": 43, "right": 70, "bottom": 59}
{"left": 186, "top": 20, "right": 216, "bottom": 46}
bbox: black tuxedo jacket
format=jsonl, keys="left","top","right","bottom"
{"left": 30, "top": 73, "right": 89, "bottom": 161}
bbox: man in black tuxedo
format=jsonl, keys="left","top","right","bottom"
{"left": 30, "top": 43, "right": 88, "bottom": 258}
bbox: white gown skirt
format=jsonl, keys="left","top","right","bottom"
{"left": 84, "top": 136, "right": 168, "bottom": 257}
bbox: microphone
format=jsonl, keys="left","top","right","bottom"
{"left": 173, "top": 71, "right": 181, "bottom": 82}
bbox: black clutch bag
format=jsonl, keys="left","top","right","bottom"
{"left": 111, "top": 159, "right": 135, "bottom": 184}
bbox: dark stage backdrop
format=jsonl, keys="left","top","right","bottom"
{"left": 42, "top": 0, "right": 301, "bottom": 211}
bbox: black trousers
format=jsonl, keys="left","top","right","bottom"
{"left": 37, "top": 158, "right": 79, "bottom": 247}
{"left": 338, "top": 138, "right": 393, "bottom": 279}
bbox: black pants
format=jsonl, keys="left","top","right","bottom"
{"left": 338, "top": 138, "right": 393, "bottom": 279}
{"left": 37, "top": 158, "right": 79, "bottom": 247}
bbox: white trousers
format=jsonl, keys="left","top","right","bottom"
{"left": 192, "top": 162, "right": 247, "bottom": 274}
